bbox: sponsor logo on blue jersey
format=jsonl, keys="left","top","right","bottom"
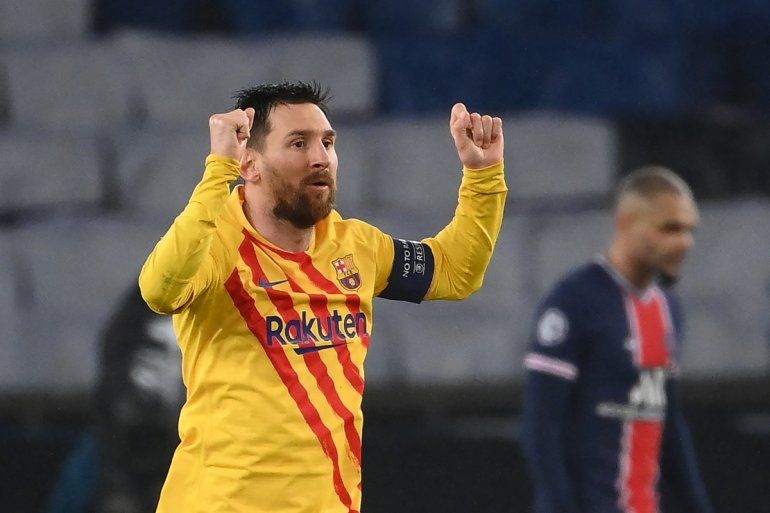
{"left": 596, "top": 368, "right": 668, "bottom": 421}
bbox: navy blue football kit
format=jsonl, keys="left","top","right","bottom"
{"left": 521, "top": 258, "right": 713, "bottom": 513}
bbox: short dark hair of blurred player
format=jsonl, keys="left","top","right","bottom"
{"left": 138, "top": 81, "right": 507, "bottom": 513}
{"left": 520, "top": 167, "right": 714, "bottom": 513}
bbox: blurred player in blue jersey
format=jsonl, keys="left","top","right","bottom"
{"left": 520, "top": 167, "right": 714, "bottom": 513}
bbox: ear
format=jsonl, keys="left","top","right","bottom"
{"left": 240, "top": 147, "right": 260, "bottom": 183}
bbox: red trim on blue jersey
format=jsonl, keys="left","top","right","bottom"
{"left": 618, "top": 421, "right": 664, "bottom": 513}
{"left": 618, "top": 289, "right": 671, "bottom": 513}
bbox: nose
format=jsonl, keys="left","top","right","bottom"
{"left": 309, "top": 140, "right": 330, "bottom": 170}
{"left": 679, "top": 231, "right": 694, "bottom": 253}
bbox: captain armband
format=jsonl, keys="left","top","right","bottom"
{"left": 378, "top": 239, "right": 434, "bottom": 303}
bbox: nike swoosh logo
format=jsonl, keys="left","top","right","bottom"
{"left": 258, "top": 278, "right": 288, "bottom": 288}
{"left": 294, "top": 342, "right": 349, "bottom": 355}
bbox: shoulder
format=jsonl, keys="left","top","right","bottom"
{"left": 659, "top": 284, "right": 682, "bottom": 310}
{"left": 536, "top": 262, "right": 617, "bottom": 328}
{"left": 528, "top": 264, "right": 600, "bottom": 349}
{"left": 545, "top": 261, "right": 611, "bottom": 306}
{"left": 325, "top": 211, "right": 389, "bottom": 241}
{"left": 659, "top": 284, "right": 684, "bottom": 329}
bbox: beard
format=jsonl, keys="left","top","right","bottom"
{"left": 268, "top": 168, "right": 336, "bottom": 229}
{"left": 656, "top": 270, "right": 679, "bottom": 286}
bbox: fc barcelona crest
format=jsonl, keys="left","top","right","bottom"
{"left": 332, "top": 254, "right": 362, "bottom": 291}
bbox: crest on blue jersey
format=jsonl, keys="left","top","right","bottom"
{"left": 537, "top": 308, "right": 569, "bottom": 346}
{"left": 332, "top": 254, "right": 362, "bottom": 291}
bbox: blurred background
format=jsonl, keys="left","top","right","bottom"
{"left": 1, "top": 0, "right": 769, "bottom": 512}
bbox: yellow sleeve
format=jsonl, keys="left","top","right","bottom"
{"left": 138, "top": 155, "right": 241, "bottom": 314}
{"left": 372, "top": 229, "right": 395, "bottom": 297}
{"left": 423, "top": 161, "right": 507, "bottom": 300}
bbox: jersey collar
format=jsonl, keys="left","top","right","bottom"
{"left": 594, "top": 254, "right": 658, "bottom": 302}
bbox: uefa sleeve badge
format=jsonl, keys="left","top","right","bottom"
{"left": 537, "top": 308, "right": 569, "bottom": 346}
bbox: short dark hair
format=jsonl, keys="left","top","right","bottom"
{"left": 233, "top": 81, "right": 330, "bottom": 151}
{"left": 616, "top": 166, "right": 693, "bottom": 204}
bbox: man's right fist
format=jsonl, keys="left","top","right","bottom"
{"left": 209, "top": 107, "right": 255, "bottom": 160}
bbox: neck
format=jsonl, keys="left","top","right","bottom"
{"left": 243, "top": 187, "right": 314, "bottom": 253}
{"left": 606, "top": 241, "right": 654, "bottom": 290}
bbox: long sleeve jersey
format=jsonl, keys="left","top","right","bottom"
{"left": 520, "top": 260, "right": 713, "bottom": 513}
{"left": 138, "top": 155, "right": 507, "bottom": 513}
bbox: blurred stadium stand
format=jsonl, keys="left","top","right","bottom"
{"left": 0, "top": 131, "right": 103, "bottom": 213}
{"left": 10, "top": 218, "right": 163, "bottom": 391}
{"left": 0, "top": 0, "right": 91, "bottom": 41}
{"left": 1, "top": 0, "right": 769, "bottom": 512}
{"left": 2, "top": 42, "right": 131, "bottom": 132}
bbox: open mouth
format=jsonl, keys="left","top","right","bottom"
{"left": 305, "top": 175, "right": 333, "bottom": 189}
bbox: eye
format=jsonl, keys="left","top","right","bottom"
{"left": 323, "top": 139, "right": 334, "bottom": 149}
{"left": 661, "top": 222, "right": 685, "bottom": 234}
{"left": 291, "top": 139, "right": 305, "bottom": 148}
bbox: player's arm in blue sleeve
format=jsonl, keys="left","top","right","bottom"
{"left": 520, "top": 285, "right": 583, "bottom": 513}
{"left": 662, "top": 378, "right": 714, "bottom": 513}
{"left": 660, "top": 291, "right": 714, "bottom": 513}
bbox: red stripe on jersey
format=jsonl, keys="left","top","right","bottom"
{"left": 224, "top": 269, "right": 358, "bottom": 513}
{"left": 630, "top": 290, "right": 670, "bottom": 368}
{"left": 618, "top": 289, "right": 671, "bottom": 513}
{"left": 619, "top": 421, "right": 663, "bottom": 513}
{"left": 238, "top": 240, "right": 363, "bottom": 467}
{"left": 244, "top": 230, "right": 370, "bottom": 381}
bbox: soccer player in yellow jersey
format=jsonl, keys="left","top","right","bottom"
{"left": 139, "top": 81, "right": 507, "bottom": 513}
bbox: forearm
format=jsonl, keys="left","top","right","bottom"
{"left": 663, "top": 395, "right": 714, "bottom": 513}
{"left": 521, "top": 372, "right": 581, "bottom": 513}
{"left": 424, "top": 161, "right": 507, "bottom": 300}
{"left": 139, "top": 155, "right": 240, "bottom": 313}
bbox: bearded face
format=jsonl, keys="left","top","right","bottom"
{"left": 266, "top": 163, "right": 336, "bottom": 229}
{"left": 247, "top": 103, "right": 339, "bottom": 229}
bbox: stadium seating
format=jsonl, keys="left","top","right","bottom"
{"left": 530, "top": 208, "right": 614, "bottom": 295}
{"left": 355, "top": 117, "right": 466, "bottom": 214}
{"left": 220, "top": 0, "right": 357, "bottom": 33}
{"left": 0, "top": 0, "right": 91, "bottom": 41}
{"left": 113, "top": 127, "right": 211, "bottom": 222}
{"left": 376, "top": 33, "right": 518, "bottom": 114}
{"left": 12, "top": 217, "right": 165, "bottom": 390}
{"left": 473, "top": 0, "right": 600, "bottom": 35}
{"left": 0, "top": 3, "right": 769, "bottom": 394}
{"left": 1, "top": 42, "right": 131, "bottom": 131}
{"left": 505, "top": 114, "right": 616, "bottom": 201}
{"left": 92, "top": 0, "right": 198, "bottom": 33}
{"left": 678, "top": 200, "right": 770, "bottom": 376}
{"left": 360, "top": 0, "right": 464, "bottom": 34}
{"left": 112, "top": 31, "right": 376, "bottom": 128}
{"left": 0, "top": 131, "right": 103, "bottom": 213}
{"left": 374, "top": 299, "right": 523, "bottom": 384}
{"left": 0, "top": 231, "right": 25, "bottom": 390}
{"left": 327, "top": 122, "right": 377, "bottom": 216}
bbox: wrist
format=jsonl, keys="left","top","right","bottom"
{"left": 205, "top": 154, "right": 242, "bottom": 177}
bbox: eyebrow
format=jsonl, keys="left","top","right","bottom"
{"left": 284, "top": 129, "right": 337, "bottom": 139}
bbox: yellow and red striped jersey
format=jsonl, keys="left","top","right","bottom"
{"left": 139, "top": 155, "right": 506, "bottom": 513}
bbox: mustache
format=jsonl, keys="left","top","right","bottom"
{"left": 302, "top": 170, "right": 334, "bottom": 187}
